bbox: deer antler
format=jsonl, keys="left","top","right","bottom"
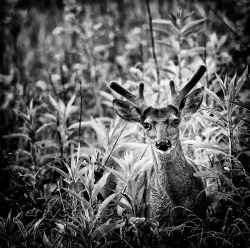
{"left": 170, "top": 65, "right": 206, "bottom": 107}
{"left": 110, "top": 81, "right": 148, "bottom": 112}
{"left": 111, "top": 65, "right": 206, "bottom": 111}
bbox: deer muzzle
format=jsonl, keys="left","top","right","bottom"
{"left": 155, "top": 139, "right": 171, "bottom": 151}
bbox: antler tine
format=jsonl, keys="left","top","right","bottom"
{"left": 110, "top": 81, "right": 147, "bottom": 111}
{"left": 169, "top": 80, "right": 178, "bottom": 105}
{"left": 178, "top": 65, "right": 206, "bottom": 103}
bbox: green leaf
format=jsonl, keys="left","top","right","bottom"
{"left": 238, "top": 116, "right": 250, "bottom": 126}
{"left": 152, "top": 27, "right": 174, "bottom": 37}
{"left": 132, "top": 157, "right": 149, "bottom": 177}
{"left": 136, "top": 183, "right": 145, "bottom": 207}
{"left": 180, "top": 47, "right": 205, "bottom": 58}
{"left": 169, "top": 13, "right": 179, "bottom": 29}
{"left": 96, "top": 192, "right": 120, "bottom": 219}
{"left": 105, "top": 167, "right": 127, "bottom": 185}
{"left": 153, "top": 27, "right": 174, "bottom": 37}
{"left": 235, "top": 66, "right": 248, "bottom": 96}
{"left": 156, "top": 40, "right": 174, "bottom": 49}
{"left": 91, "top": 118, "right": 108, "bottom": 149}
{"left": 193, "top": 170, "right": 220, "bottom": 179}
{"left": 12, "top": 165, "right": 31, "bottom": 173}
{"left": 181, "top": 18, "right": 206, "bottom": 37}
{"left": 217, "top": 35, "right": 227, "bottom": 50}
{"left": 117, "top": 200, "right": 133, "bottom": 215}
{"left": 204, "top": 88, "right": 225, "bottom": 109}
{"left": 112, "top": 156, "right": 130, "bottom": 174}
{"left": 69, "top": 119, "right": 108, "bottom": 150}
{"left": 65, "top": 95, "right": 79, "bottom": 120}
{"left": 152, "top": 19, "right": 175, "bottom": 26}
{"left": 67, "top": 94, "right": 76, "bottom": 109}
{"left": 39, "top": 153, "right": 59, "bottom": 165}
{"left": 224, "top": 74, "right": 229, "bottom": 95}
{"left": 183, "top": 141, "right": 229, "bottom": 154}
{"left": 71, "top": 147, "right": 96, "bottom": 158}
{"left": 92, "top": 172, "right": 111, "bottom": 201}
{"left": 229, "top": 72, "right": 237, "bottom": 102}
{"left": 5, "top": 210, "right": 13, "bottom": 233}
{"left": 225, "top": 100, "right": 250, "bottom": 111}
{"left": 16, "top": 149, "right": 33, "bottom": 159}
{"left": 78, "top": 174, "right": 91, "bottom": 197}
{"left": 35, "top": 140, "right": 59, "bottom": 150}
{"left": 0, "top": 221, "right": 6, "bottom": 234}
{"left": 3, "top": 133, "right": 31, "bottom": 141}
{"left": 42, "top": 232, "right": 54, "bottom": 248}
{"left": 128, "top": 178, "right": 137, "bottom": 202}
{"left": 63, "top": 188, "right": 91, "bottom": 209}
{"left": 41, "top": 113, "right": 57, "bottom": 122}
{"left": 61, "top": 159, "right": 74, "bottom": 179}
{"left": 91, "top": 220, "right": 124, "bottom": 242}
{"left": 49, "top": 95, "right": 59, "bottom": 112}
{"left": 34, "top": 218, "right": 44, "bottom": 231}
{"left": 68, "top": 121, "right": 91, "bottom": 130}
{"left": 17, "top": 112, "right": 31, "bottom": 125}
{"left": 48, "top": 165, "right": 70, "bottom": 182}
{"left": 56, "top": 219, "right": 84, "bottom": 237}
{"left": 182, "top": 11, "right": 194, "bottom": 23}
{"left": 15, "top": 220, "right": 27, "bottom": 238}
{"left": 215, "top": 73, "right": 227, "bottom": 98}
{"left": 99, "top": 91, "right": 114, "bottom": 102}
{"left": 36, "top": 122, "right": 56, "bottom": 134}
{"left": 65, "top": 106, "right": 78, "bottom": 121}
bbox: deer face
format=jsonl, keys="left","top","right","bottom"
{"left": 141, "top": 105, "right": 181, "bottom": 153}
{"left": 110, "top": 65, "right": 206, "bottom": 154}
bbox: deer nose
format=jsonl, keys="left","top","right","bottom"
{"left": 156, "top": 140, "right": 171, "bottom": 151}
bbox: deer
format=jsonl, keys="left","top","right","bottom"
{"left": 108, "top": 65, "right": 207, "bottom": 226}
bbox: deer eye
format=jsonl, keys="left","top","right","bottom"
{"left": 143, "top": 123, "right": 152, "bottom": 130}
{"left": 172, "top": 119, "right": 180, "bottom": 127}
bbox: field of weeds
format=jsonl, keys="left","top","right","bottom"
{"left": 0, "top": 0, "right": 250, "bottom": 247}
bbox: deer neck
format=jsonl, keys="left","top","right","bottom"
{"left": 152, "top": 138, "right": 197, "bottom": 206}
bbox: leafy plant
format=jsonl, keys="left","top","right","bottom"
{"left": 153, "top": 8, "right": 206, "bottom": 83}
{"left": 38, "top": 94, "right": 79, "bottom": 162}
{"left": 107, "top": 151, "right": 149, "bottom": 217}
{"left": 203, "top": 66, "right": 249, "bottom": 167}
{"left": 49, "top": 144, "right": 123, "bottom": 248}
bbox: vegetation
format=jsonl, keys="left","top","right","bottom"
{"left": 0, "top": 0, "right": 250, "bottom": 247}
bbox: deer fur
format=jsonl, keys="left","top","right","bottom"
{"left": 108, "top": 65, "right": 207, "bottom": 225}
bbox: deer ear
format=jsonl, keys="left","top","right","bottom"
{"left": 180, "top": 87, "right": 204, "bottom": 117}
{"left": 113, "top": 99, "right": 141, "bottom": 122}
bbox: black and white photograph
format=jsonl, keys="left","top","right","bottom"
{"left": 0, "top": 0, "right": 250, "bottom": 247}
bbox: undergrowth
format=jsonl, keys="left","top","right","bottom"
{"left": 0, "top": 0, "right": 250, "bottom": 247}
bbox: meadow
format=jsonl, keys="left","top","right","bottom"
{"left": 0, "top": 0, "right": 250, "bottom": 247}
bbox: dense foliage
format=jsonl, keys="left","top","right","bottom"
{"left": 0, "top": 0, "right": 250, "bottom": 247}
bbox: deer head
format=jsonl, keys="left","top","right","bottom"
{"left": 110, "top": 65, "right": 206, "bottom": 154}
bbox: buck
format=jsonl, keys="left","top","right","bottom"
{"left": 109, "top": 65, "right": 207, "bottom": 225}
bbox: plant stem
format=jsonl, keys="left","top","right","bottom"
{"left": 177, "top": 33, "right": 182, "bottom": 84}
{"left": 104, "top": 123, "right": 127, "bottom": 166}
{"left": 78, "top": 78, "right": 83, "bottom": 142}
{"left": 227, "top": 111, "right": 233, "bottom": 179}
{"left": 146, "top": 0, "right": 160, "bottom": 85}
{"left": 139, "top": 144, "right": 149, "bottom": 160}
{"left": 57, "top": 112, "right": 64, "bottom": 160}
{"left": 60, "top": 63, "right": 67, "bottom": 103}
